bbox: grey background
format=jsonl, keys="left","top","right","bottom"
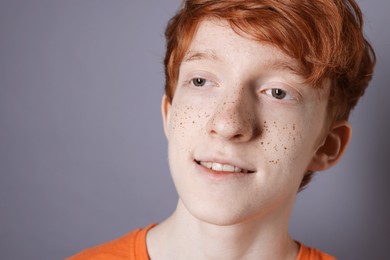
{"left": 0, "top": 0, "right": 389, "bottom": 259}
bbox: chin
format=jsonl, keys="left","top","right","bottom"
{"left": 183, "top": 199, "right": 263, "bottom": 227}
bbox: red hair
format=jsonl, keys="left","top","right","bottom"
{"left": 163, "top": 0, "right": 376, "bottom": 189}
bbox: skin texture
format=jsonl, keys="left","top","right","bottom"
{"left": 148, "top": 19, "right": 351, "bottom": 260}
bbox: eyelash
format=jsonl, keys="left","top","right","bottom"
{"left": 191, "top": 77, "right": 207, "bottom": 87}
{"left": 263, "top": 88, "right": 294, "bottom": 100}
{"left": 188, "top": 76, "right": 217, "bottom": 88}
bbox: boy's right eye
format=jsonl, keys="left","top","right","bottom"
{"left": 191, "top": 78, "right": 207, "bottom": 87}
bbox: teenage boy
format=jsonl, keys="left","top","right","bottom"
{"left": 69, "top": 0, "right": 375, "bottom": 259}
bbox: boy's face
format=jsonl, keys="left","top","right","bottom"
{"left": 162, "top": 19, "right": 330, "bottom": 225}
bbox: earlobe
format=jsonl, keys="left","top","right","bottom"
{"left": 161, "top": 95, "right": 171, "bottom": 138}
{"left": 308, "top": 121, "right": 352, "bottom": 172}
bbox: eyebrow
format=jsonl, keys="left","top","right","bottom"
{"left": 183, "top": 50, "right": 220, "bottom": 62}
{"left": 267, "top": 60, "right": 301, "bottom": 74}
{"left": 182, "top": 49, "right": 302, "bottom": 75}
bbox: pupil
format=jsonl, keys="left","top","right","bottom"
{"left": 193, "top": 78, "right": 205, "bottom": 87}
{"left": 272, "top": 89, "right": 286, "bottom": 99}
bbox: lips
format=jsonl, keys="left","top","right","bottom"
{"left": 195, "top": 160, "right": 255, "bottom": 174}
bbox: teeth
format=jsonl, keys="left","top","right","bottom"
{"left": 223, "top": 164, "right": 235, "bottom": 172}
{"left": 199, "top": 161, "right": 248, "bottom": 173}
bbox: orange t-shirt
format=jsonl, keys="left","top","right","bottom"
{"left": 67, "top": 224, "right": 336, "bottom": 260}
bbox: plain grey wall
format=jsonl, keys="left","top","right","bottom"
{"left": 0, "top": 0, "right": 389, "bottom": 259}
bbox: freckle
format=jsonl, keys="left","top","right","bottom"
{"left": 192, "top": 121, "right": 195, "bottom": 124}
{"left": 261, "top": 142, "right": 264, "bottom": 145}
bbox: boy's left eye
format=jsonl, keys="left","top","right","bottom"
{"left": 264, "top": 88, "right": 294, "bottom": 100}
{"left": 270, "top": 88, "right": 286, "bottom": 99}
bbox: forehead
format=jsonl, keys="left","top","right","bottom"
{"left": 183, "top": 19, "right": 302, "bottom": 75}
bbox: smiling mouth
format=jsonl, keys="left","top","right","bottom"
{"left": 195, "top": 160, "right": 255, "bottom": 174}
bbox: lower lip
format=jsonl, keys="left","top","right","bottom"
{"left": 194, "top": 162, "right": 253, "bottom": 181}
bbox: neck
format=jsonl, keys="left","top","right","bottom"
{"left": 147, "top": 199, "right": 299, "bottom": 260}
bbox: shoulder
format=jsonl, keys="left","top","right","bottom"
{"left": 296, "top": 242, "right": 336, "bottom": 260}
{"left": 66, "top": 224, "right": 156, "bottom": 260}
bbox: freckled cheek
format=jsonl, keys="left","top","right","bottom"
{"left": 281, "top": 128, "right": 307, "bottom": 164}
{"left": 168, "top": 102, "right": 209, "bottom": 139}
{"left": 260, "top": 121, "right": 305, "bottom": 163}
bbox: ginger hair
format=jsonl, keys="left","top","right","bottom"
{"left": 163, "top": 0, "right": 375, "bottom": 190}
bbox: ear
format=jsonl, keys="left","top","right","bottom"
{"left": 161, "top": 95, "right": 171, "bottom": 139}
{"left": 307, "top": 121, "right": 352, "bottom": 171}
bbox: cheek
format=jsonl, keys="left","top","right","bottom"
{"left": 260, "top": 120, "right": 310, "bottom": 167}
{"left": 168, "top": 100, "right": 208, "bottom": 143}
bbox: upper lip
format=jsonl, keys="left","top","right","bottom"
{"left": 194, "top": 156, "right": 256, "bottom": 173}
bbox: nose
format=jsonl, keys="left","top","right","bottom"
{"left": 206, "top": 92, "right": 260, "bottom": 142}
